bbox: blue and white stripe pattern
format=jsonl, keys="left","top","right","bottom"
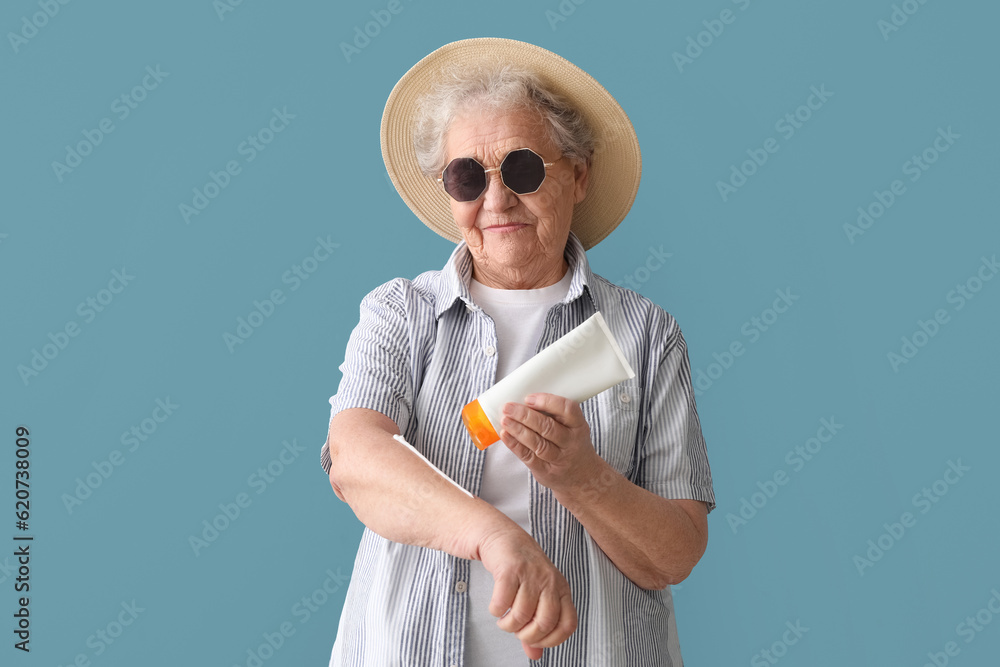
{"left": 321, "top": 231, "right": 715, "bottom": 666}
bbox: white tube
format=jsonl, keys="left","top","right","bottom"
{"left": 461, "top": 311, "right": 635, "bottom": 450}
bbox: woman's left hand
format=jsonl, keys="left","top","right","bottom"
{"left": 499, "top": 393, "right": 600, "bottom": 493}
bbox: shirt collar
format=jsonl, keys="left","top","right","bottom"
{"left": 432, "top": 230, "right": 599, "bottom": 320}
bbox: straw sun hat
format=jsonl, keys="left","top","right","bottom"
{"left": 379, "top": 37, "right": 641, "bottom": 251}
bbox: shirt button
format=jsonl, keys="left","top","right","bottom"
{"left": 455, "top": 581, "right": 468, "bottom": 593}
{"left": 484, "top": 345, "right": 496, "bottom": 357}
{"left": 619, "top": 392, "right": 631, "bottom": 404}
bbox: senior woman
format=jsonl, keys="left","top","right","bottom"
{"left": 320, "top": 38, "right": 715, "bottom": 666}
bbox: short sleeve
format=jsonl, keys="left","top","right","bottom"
{"left": 635, "top": 319, "right": 716, "bottom": 513}
{"left": 320, "top": 279, "right": 415, "bottom": 475}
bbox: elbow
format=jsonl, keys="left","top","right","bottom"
{"left": 326, "top": 434, "right": 351, "bottom": 503}
{"left": 659, "top": 566, "right": 693, "bottom": 589}
{"left": 329, "top": 470, "right": 348, "bottom": 502}
{"left": 642, "top": 541, "right": 707, "bottom": 590}
{"left": 639, "top": 565, "right": 693, "bottom": 591}
{"left": 635, "top": 499, "right": 710, "bottom": 590}
{"left": 324, "top": 408, "right": 399, "bottom": 504}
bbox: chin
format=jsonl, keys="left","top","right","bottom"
{"left": 486, "top": 234, "right": 533, "bottom": 253}
{"left": 484, "top": 238, "right": 534, "bottom": 263}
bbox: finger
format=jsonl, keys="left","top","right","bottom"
{"left": 515, "top": 588, "right": 562, "bottom": 646}
{"left": 524, "top": 393, "right": 583, "bottom": 427}
{"left": 496, "top": 582, "right": 539, "bottom": 634}
{"left": 488, "top": 575, "right": 518, "bottom": 619}
{"left": 501, "top": 416, "right": 557, "bottom": 462}
{"left": 503, "top": 405, "right": 565, "bottom": 457}
{"left": 532, "top": 592, "right": 578, "bottom": 649}
{"left": 521, "top": 641, "right": 543, "bottom": 661}
{"left": 500, "top": 429, "right": 535, "bottom": 465}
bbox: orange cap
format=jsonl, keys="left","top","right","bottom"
{"left": 461, "top": 399, "right": 500, "bottom": 450}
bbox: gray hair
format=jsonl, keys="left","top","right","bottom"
{"left": 412, "top": 62, "right": 596, "bottom": 179}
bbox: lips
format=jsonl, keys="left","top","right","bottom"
{"left": 485, "top": 223, "right": 527, "bottom": 231}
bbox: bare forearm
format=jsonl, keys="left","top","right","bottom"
{"left": 553, "top": 457, "right": 707, "bottom": 590}
{"left": 328, "top": 408, "right": 515, "bottom": 561}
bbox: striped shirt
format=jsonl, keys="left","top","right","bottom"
{"left": 320, "top": 231, "right": 716, "bottom": 666}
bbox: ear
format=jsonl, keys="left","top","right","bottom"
{"left": 572, "top": 158, "right": 590, "bottom": 204}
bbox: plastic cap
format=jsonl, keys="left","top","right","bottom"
{"left": 461, "top": 399, "right": 500, "bottom": 450}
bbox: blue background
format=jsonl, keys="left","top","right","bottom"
{"left": 3, "top": 0, "right": 998, "bottom": 665}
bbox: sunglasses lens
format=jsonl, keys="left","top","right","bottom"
{"left": 442, "top": 158, "right": 486, "bottom": 202}
{"left": 501, "top": 149, "right": 546, "bottom": 194}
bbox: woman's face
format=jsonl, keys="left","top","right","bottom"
{"left": 443, "top": 106, "right": 589, "bottom": 289}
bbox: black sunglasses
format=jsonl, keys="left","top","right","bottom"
{"left": 437, "top": 148, "right": 557, "bottom": 202}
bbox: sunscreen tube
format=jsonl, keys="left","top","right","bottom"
{"left": 461, "top": 311, "right": 635, "bottom": 450}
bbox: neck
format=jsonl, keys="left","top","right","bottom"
{"left": 471, "top": 258, "right": 569, "bottom": 290}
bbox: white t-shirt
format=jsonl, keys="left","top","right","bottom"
{"left": 465, "top": 268, "right": 572, "bottom": 666}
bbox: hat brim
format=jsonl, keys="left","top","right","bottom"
{"left": 380, "top": 37, "right": 641, "bottom": 251}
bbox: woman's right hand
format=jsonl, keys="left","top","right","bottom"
{"left": 476, "top": 526, "right": 578, "bottom": 660}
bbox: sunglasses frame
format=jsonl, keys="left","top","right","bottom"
{"left": 437, "top": 148, "right": 557, "bottom": 202}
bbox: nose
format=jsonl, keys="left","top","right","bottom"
{"left": 481, "top": 169, "right": 518, "bottom": 214}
